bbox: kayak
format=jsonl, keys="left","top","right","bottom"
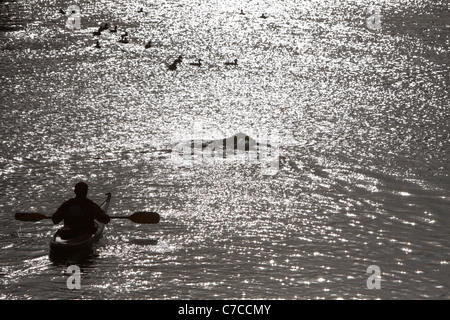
{"left": 49, "top": 193, "right": 111, "bottom": 255}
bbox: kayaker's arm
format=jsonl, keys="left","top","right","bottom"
{"left": 52, "top": 204, "right": 65, "bottom": 224}
{"left": 93, "top": 203, "right": 110, "bottom": 224}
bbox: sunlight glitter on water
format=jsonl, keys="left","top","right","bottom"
{"left": 0, "top": 0, "right": 449, "bottom": 300}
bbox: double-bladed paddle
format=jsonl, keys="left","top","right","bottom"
{"left": 15, "top": 211, "right": 160, "bottom": 224}
{"left": 109, "top": 212, "right": 160, "bottom": 224}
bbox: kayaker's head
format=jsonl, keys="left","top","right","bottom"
{"left": 74, "top": 182, "right": 88, "bottom": 198}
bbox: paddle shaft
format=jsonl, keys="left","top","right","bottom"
{"left": 15, "top": 212, "right": 160, "bottom": 224}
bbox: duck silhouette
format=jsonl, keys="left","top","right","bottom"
{"left": 224, "top": 59, "right": 238, "bottom": 66}
{"left": 138, "top": 8, "right": 144, "bottom": 13}
{"left": 93, "top": 28, "right": 102, "bottom": 36}
{"left": 119, "top": 31, "right": 129, "bottom": 43}
{"left": 189, "top": 59, "right": 202, "bottom": 66}
{"left": 260, "top": 13, "right": 268, "bottom": 19}
{"left": 145, "top": 40, "right": 152, "bottom": 49}
{"left": 110, "top": 25, "right": 117, "bottom": 33}
{"left": 167, "top": 56, "right": 182, "bottom": 71}
{"left": 240, "top": 9, "right": 245, "bottom": 15}
{"left": 94, "top": 40, "right": 101, "bottom": 48}
{"left": 167, "top": 60, "right": 181, "bottom": 71}
{"left": 99, "top": 22, "right": 110, "bottom": 31}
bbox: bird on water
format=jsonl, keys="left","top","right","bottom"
{"left": 224, "top": 59, "right": 238, "bottom": 66}
{"left": 167, "top": 56, "right": 183, "bottom": 71}
{"left": 189, "top": 59, "right": 202, "bottom": 66}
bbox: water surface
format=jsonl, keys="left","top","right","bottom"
{"left": 0, "top": 0, "right": 449, "bottom": 299}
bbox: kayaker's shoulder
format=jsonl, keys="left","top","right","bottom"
{"left": 61, "top": 197, "right": 96, "bottom": 208}
{"left": 83, "top": 198, "right": 98, "bottom": 206}
{"left": 57, "top": 198, "right": 76, "bottom": 208}
{"left": 87, "top": 198, "right": 105, "bottom": 209}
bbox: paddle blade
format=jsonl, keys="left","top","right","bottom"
{"left": 15, "top": 212, "right": 50, "bottom": 222}
{"left": 128, "top": 212, "right": 160, "bottom": 224}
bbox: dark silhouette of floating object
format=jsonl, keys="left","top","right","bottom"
{"left": 167, "top": 62, "right": 179, "bottom": 71}
{"left": 110, "top": 25, "right": 117, "bottom": 33}
{"left": 167, "top": 56, "right": 182, "bottom": 71}
{"left": 240, "top": 9, "right": 245, "bottom": 15}
{"left": 260, "top": 13, "right": 268, "bottom": 19}
{"left": 59, "top": 8, "right": 77, "bottom": 16}
{"left": 145, "top": 40, "right": 152, "bottom": 49}
{"left": 222, "top": 132, "right": 263, "bottom": 151}
{"left": 118, "top": 31, "right": 129, "bottom": 43}
{"left": 224, "top": 59, "right": 238, "bottom": 66}
{"left": 93, "top": 22, "right": 110, "bottom": 36}
{"left": 138, "top": 8, "right": 144, "bottom": 13}
{"left": 99, "top": 22, "right": 110, "bottom": 31}
{"left": 189, "top": 59, "right": 202, "bottom": 66}
{"left": 179, "top": 132, "right": 270, "bottom": 157}
{"left": 94, "top": 40, "right": 101, "bottom": 48}
{"left": 93, "top": 28, "right": 102, "bottom": 36}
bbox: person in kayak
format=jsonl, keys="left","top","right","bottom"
{"left": 52, "top": 182, "right": 110, "bottom": 238}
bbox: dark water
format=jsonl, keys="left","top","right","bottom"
{"left": 0, "top": 0, "right": 449, "bottom": 299}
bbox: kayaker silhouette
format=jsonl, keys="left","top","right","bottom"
{"left": 52, "top": 182, "right": 110, "bottom": 239}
